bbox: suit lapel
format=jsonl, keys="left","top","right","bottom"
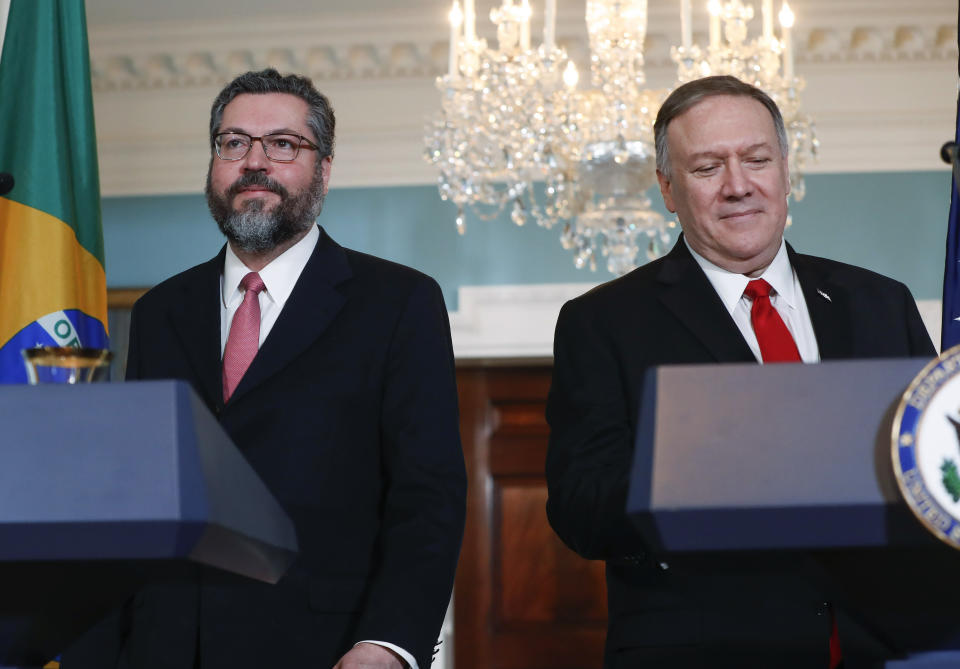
{"left": 655, "top": 239, "right": 756, "bottom": 363}
{"left": 789, "top": 245, "right": 854, "bottom": 360}
{"left": 168, "top": 250, "right": 225, "bottom": 409}
{"left": 228, "top": 229, "right": 351, "bottom": 404}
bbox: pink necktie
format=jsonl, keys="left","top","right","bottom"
{"left": 222, "top": 271, "right": 265, "bottom": 402}
{"left": 743, "top": 279, "right": 801, "bottom": 362}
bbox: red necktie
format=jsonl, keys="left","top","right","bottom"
{"left": 744, "top": 279, "right": 841, "bottom": 667}
{"left": 222, "top": 271, "right": 265, "bottom": 402}
{"left": 743, "top": 279, "right": 801, "bottom": 363}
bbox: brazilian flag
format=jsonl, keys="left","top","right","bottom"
{"left": 0, "top": 0, "right": 108, "bottom": 383}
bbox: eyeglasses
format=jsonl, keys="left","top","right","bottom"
{"left": 214, "top": 132, "right": 320, "bottom": 162}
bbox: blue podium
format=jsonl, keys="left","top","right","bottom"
{"left": 627, "top": 358, "right": 960, "bottom": 667}
{"left": 0, "top": 381, "right": 298, "bottom": 667}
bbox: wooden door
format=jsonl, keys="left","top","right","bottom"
{"left": 454, "top": 364, "right": 607, "bottom": 669}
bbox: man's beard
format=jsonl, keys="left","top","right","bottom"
{"left": 205, "top": 167, "right": 326, "bottom": 254}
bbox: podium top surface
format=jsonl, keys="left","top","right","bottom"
{"left": 0, "top": 381, "right": 299, "bottom": 665}
{"left": 2, "top": 381, "right": 194, "bottom": 522}
{"left": 0, "top": 381, "right": 297, "bottom": 568}
{"left": 628, "top": 357, "right": 936, "bottom": 550}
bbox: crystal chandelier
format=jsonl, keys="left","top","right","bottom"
{"left": 425, "top": 0, "right": 816, "bottom": 275}
{"left": 672, "top": 0, "right": 818, "bottom": 205}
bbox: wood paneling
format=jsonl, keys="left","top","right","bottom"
{"left": 455, "top": 365, "right": 606, "bottom": 669}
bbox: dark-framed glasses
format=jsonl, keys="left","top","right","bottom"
{"left": 214, "top": 132, "right": 319, "bottom": 162}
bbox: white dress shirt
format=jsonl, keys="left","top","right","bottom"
{"left": 219, "top": 224, "right": 418, "bottom": 669}
{"left": 686, "top": 238, "right": 820, "bottom": 363}
{"left": 220, "top": 224, "right": 320, "bottom": 355}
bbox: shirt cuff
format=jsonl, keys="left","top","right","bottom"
{"left": 355, "top": 640, "right": 417, "bottom": 669}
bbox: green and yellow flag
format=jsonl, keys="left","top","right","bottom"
{"left": 0, "top": 0, "right": 107, "bottom": 383}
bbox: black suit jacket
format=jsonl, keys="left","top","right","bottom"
{"left": 66, "top": 227, "right": 466, "bottom": 669}
{"left": 545, "top": 237, "right": 935, "bottom": 668}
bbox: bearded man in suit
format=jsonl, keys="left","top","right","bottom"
{"left": 64, "top": 69, "right": 466, "bottom": 669}
{"left": 545, "top": 75, "right": 934, "bottom": 668}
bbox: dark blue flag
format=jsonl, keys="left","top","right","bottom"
{"left": 942, "top": 23, "right": 960, "bottom": 351}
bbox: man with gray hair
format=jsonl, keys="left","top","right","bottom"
{"left": 64, "top": 69, "right": 466, "bottom": 669}
{"left": 546, "top": 75, "right": 934, "bottom": 667}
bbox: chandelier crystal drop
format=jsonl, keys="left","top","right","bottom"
{"left": 425, "top": 0, "right": 817, "bottom": 275}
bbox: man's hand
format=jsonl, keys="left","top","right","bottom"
{"left": 332, "top": 643, "right": 405, "bottom": 669}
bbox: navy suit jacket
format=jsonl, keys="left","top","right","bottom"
{"left": 545, "top": 237, "right": 935, "bottom": 668}
{"left": 66, "top": 227, "right": 466, "bottom": 669}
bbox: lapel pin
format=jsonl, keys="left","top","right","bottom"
{"left": 817, "top": 289, "right": 832, "bottom": 302}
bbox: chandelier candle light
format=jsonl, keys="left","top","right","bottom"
{"left": 426, "top": 0, "right": 817, "bottom": 275}
{"left": 673, "top": 0, "right": 816, "bottom": 204}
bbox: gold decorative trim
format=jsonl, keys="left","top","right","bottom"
{"left": 108, "top": 288, "right": 148, "bottom": 309}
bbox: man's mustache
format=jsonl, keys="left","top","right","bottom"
{"left": 227, "top": 173, "right": 289, "bottom": 200}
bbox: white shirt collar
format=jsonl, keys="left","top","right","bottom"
{"left": 685, "top": 236, "right": 797, "bottom": 316}
{"left": 221, "top": 224, "right": 320, "bottom": 309}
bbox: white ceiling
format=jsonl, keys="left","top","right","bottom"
{"left": 84, "top": 0, "right": 958, "bottom": 196}
{"left": 85, "top": 0, "right": 415, "bottom": 24}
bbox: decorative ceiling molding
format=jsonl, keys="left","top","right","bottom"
{"left": 89, "top": 26, "right": 956, "bottom": 91}
{"left": 87, "top": 0, "right": 958, "bottom": 196}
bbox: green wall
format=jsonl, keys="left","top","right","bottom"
{"left": 103, "top": 170, "right": 952, "bottom": 309}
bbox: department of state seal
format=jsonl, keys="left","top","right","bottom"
{"left": 892, "top": 345, "right": 960, "bottom": 549}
